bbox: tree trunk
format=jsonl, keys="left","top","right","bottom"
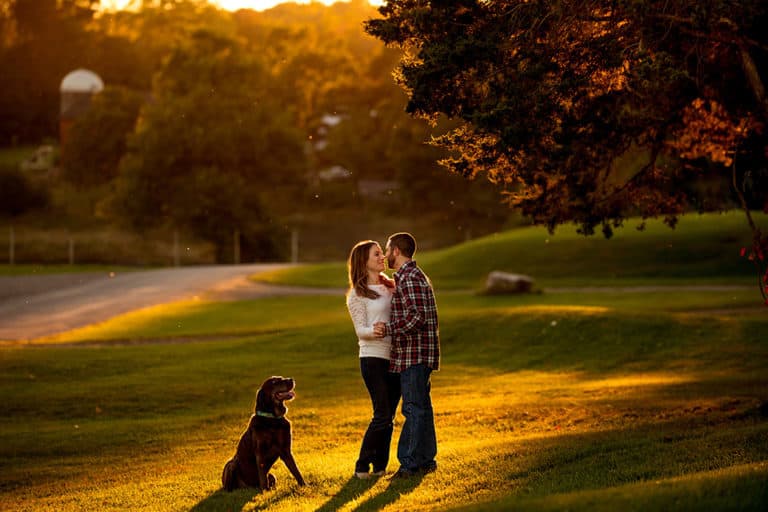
{"left": 740, "top": 46, "right": 768, "bottom": 121}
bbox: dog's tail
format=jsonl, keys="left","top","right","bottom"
{"left": 221, "top": 457, "right": 238, "bottom": 491}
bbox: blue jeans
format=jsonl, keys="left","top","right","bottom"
{"left": 356, "top": 357, "right": 401, "bottom": 473}
{"left": 398, "top": 363, "right": 437, "bottom": 472}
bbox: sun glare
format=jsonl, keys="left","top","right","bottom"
{"left": 220, "top": 0, "right": 384, "bottom": 10}
{"left": 103, "top": 0, "right": 384, "bottom": 12}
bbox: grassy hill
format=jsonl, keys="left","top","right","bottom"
{"left": 1, "top": 188, "right": 767, "bottom": 510}
{"left": 0, "top": 289, "right": 765, "bottom": 511}
{"left": 253, "top": 211, "right": 765, "bottom": 290}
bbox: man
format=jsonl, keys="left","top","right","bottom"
{"left": 373, "top": 232, "right": 440, "bottom": 478}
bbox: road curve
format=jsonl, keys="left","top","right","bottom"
{"left": 0, "top": 264, "right": 343, "bottom": 342}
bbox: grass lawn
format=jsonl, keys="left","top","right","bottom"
{"left": 1, "top": 286, "right": 766, "bottom": 511}
{"left": 251, "top": 211, "right": 765, "bottom": 290}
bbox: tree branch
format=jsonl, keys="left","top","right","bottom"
{"left": 739, "top": 45, "right": 768, "bottom": 121}
{"left": 647, "top": 13, "right": 768, "bottom": 53}
{"left": 596, "top": 137, "right": 662, "bottom": 205}
{"left": 731, "top": 160, "right": 767, "bottom": 301}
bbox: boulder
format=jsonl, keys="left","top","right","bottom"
{"left": 483, "top": 271, "right": 534, "bottom": 295}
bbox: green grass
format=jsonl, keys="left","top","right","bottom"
{"left": 253, "top": 211, "right": 765, "bottom": 290}
{"left": 0, "top": 264, "right": 137, "bottom": 276}
{"left": 1, "top": 288, "right": 766, "bottom": 511}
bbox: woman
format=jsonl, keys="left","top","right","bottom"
{"left": 346, "top": 240, "right": 401, "bottom": 479}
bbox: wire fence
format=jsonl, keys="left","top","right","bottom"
{"left": 4, "top": 226, "right": 302, "bottom": 267}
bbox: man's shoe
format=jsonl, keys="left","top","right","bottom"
{"left": 389, "top": 468, "right": 417, "bottom": 479}
{"left": 420, "top": 463, "right": 437, "bottom": 474}
{"left": 354, "top": 471, "right": 371, "bottom": 479}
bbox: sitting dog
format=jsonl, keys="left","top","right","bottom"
{"left": 221, "top": 376, "right": 306, "bottom": 491}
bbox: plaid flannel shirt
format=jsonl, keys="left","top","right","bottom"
{"left": 386, "top": 260, "right": 440, "bottom": 372}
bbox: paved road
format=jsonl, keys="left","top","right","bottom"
{"left": 1, "top": 267, "right": 757, "bottom": 342}
{"left": 0, "top": 264, "right": 343, "bottom": 342}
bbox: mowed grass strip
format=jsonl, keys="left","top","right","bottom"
{"left": 34, "top": 287, "right": 764, "bottom": 346}
{"left": 1, "top": 291, "right": 766, "bottom": 511}
{"left": 252, "top": 211, "right": 765, "bottom": 290}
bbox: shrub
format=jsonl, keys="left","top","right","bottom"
{"left": 0, "top": 165, "right": 49, "bottom": 217}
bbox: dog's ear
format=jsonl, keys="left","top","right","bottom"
{"left": 255, "top": 388, "right": 269, "bottom": 413}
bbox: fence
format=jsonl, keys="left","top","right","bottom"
{"left": 5, "top": 226, "right": 301, "bottom": 266}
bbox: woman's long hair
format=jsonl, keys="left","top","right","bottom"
{"left": 347, "top": 240, "right": 392, "bottom": 299}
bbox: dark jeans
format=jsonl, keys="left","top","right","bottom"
{"left": 356, "top": 357, "right": 401, "bottom": 473}
{"left": 398, "top": 363, "right": 437, "bottom": 472}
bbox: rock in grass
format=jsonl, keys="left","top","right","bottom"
{"left": 483, "top": 271, "right": 534, "bottom": 295}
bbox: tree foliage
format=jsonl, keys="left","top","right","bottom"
{"left": 111, "top": 29, "right": 305, "bottom": 261}
{"left": 0, "top": 0, "right": 514, "bottom": 259}
{"left": 0, "top": 0, "right": 97, "bottom": 144}
{"left": 61, "top": 86, "right": 144, "bottom": 187}
{"left": 367, "top": 0, "right": 768, "bottom": 298}
{"left": 0, "top": 165, "right": 49, "bottom": 217}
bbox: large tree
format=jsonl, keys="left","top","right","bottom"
{"left": 366, "top": 0, "right": 768, "bottom": 299}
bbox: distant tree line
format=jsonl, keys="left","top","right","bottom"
{"left": 0, "top": 0, "right": 508, "bottom": 261}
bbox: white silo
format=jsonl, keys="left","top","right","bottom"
{"left": 59, "top": 68, "right": 104, "bottom": 146}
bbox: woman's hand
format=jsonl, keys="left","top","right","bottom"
{"left": 379, "top": 274, "right": 395, "bottom": 289}
{"left": 373, "top": 322, "right": 387, "bottom": 337}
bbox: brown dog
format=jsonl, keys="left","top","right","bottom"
{"left": 221, "top": 376, "right": 305, "bottom": 491}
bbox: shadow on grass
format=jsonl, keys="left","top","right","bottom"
{"left": 313, "top": 476, "right": 378, "bottom": 512}
{"left": 350, "top": 472, "right": 425, "bottom": 512}
{"left": 478, "top": 413, "right": 768, "bottom": 505}
{"left": 189, "top": 486, "right": 269, "bottom": 512}
{"left": 188, "top": 473, "right": 426, "bottom": 512}
{"left": 311, "top": 472, "right": 426, "bottom": 512}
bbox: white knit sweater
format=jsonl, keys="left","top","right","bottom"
{"left": 346, "top": 284, "right": 393, "bottom": 360}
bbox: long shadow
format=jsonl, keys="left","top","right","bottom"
{"left": 468, "top": 412, "right": 768, "bottom": 500}
{"left": 190, "top": 485, "right": 293, "bottom": 512}
{"left": 314, "top": 476, "right": 379, "bottom": 512}
{"left": 350, "top": 473, "right": 425, "bottom": 512}
{"left": 189, "top": 487, "right": 258, "bottom": 512}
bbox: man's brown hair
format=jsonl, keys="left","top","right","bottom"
{"left": 388, "top": 232, "right": 416, "bottom": 258}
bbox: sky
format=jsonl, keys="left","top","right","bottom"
{"left": 105, "top": 0, "right": 384, "bottom": 12}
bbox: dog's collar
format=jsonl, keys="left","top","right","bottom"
{"left": 257, "top": 411, "right": 281, "bottom": 418}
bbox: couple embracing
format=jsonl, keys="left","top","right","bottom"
{"left": 345, "top": 232, "right": 440, "bottom": 480}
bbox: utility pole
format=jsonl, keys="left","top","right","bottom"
{"left": 234, "top": 229, "right": 241, "bottom": 264}
{"left": 9, "top": 226, "right": 14, "bottom": 265}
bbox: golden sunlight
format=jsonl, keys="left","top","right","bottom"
{"left": 103, "top": 0, "right": 384, "bottom": 12}
{"left": 216, "top": 0, "right": 385, "bottom": 10}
